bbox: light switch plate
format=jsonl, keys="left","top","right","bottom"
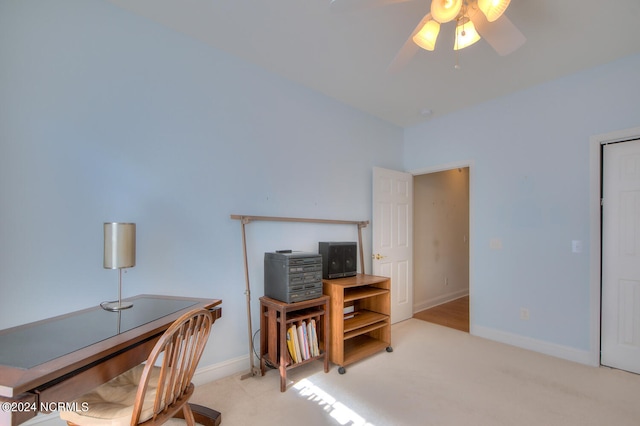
{"left": 572, "top": 240, "right": 583, "bottom": 253}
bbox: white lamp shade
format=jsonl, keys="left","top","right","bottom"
{"left": 477, "top": 0, "right": 511, "bottom": 22}
{"left": 104, "top": 223, "right": 136, "bottom": 269}
{"left": 454, "top": 18, "right": 481, "bottom": 50}
{"left": 430, "top": 0, "right": 462, "bottom": 23}
{"left": 413, "top": 20, "right": 441, "bottom": 51}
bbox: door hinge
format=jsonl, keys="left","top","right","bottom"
{"left": 601, "top": 198, "right": 604, "bottom": 206}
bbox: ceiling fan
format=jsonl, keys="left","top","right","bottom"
{"left": 330, "top": 0, "right": 526, "bottom": 72}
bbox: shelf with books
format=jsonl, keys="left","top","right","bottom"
{"left": 259, "top": 295, "right": 330, "bottom": 392}
{"left": 284, "top": 318, "right": 323, "bottom": 365}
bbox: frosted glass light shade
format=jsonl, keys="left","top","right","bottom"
{"left": 430, "top": 0, "right": 462, "bottom": 23}
{"left": 477, "top": 0, "right": 511, "bottom": 22}
{"left": 454, "top": 18, "right": 481, "bottom": 50}
{"left": 413, "top": 20, "right": 441, "bottom": 51}
{"left": 104, "top": 223, "right": 136, "bottom": 269}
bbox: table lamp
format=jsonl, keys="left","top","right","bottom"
{"left": 101, "top": 222, "right": 136, "bottom": 311}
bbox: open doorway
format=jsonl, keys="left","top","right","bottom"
{"left": 412, "top": 167, "right": 470, "bottom": 332}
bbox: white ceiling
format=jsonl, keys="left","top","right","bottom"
{"left": 107, "top": 0, "right": 640, "bottom": 127}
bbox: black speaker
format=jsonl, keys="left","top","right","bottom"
{"left": 319, "top": 242, "right": 357, "bottom": 279}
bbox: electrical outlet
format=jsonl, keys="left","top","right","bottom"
{"left": 445, "top": 277, "right": 449, "bottom": 286}
{"left": 520, "top": 308, "right": 530, "bottom": 320}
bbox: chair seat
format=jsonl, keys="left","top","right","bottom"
{"left": 59, "top": 308, "right": 213, "bottom": 426}
{"left": 60, "top": 365, "right": 166, "bottom": 426}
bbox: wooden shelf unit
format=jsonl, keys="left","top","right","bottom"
{"left": 259, "top": 295, "right": 330, "bottom": 392}
{"left": 230, "top": 214, "right": 368, "bottom": 378}
{"left": 323, "top": 274, "right": 391, "bottom": 373}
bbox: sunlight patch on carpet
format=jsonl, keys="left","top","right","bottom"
{"left": 293, "top": 378, "right": 375, "bottom": 426}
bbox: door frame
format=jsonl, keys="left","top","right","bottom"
{"left": 589, "top": 126, "right": 640, "bottom": 367}
{"left": 409, "top": 159, "right": 475, "bottom": 333}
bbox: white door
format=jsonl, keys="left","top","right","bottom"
{"left": 601, "top": 139, "right": 640, "bottom": 374}
{"left": 372, "top": 167, "right": 413, "bottom": 324}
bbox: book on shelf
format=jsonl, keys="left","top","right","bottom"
{"left": 286, "top": 319, "right": 321, "bottom": 364}
{"left": 290, "top": 324, "right": 303, "bottom": 363}
{"left": 304, "top": 321, "right": 312, "bottom": 359}
{"left": 309, "top": 319, "right": 320, "bottom": 357}
{"left": 286, "top": 326, "right": 298, "bottom": 363}
{"left": 298, "top": 321, "right": 310, "bottom": 360}
{"left": 306, "top": 321, "right": 314, "bottom": 357}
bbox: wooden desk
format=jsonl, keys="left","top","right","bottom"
{"left": 0, "top": 295, "right": 222, "bottom": 426}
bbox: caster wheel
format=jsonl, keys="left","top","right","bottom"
{"left": 386, "top": 346, "right": 393, "bottom": 353}
{"left": 338, "top": 367, "right": 346, "bottom": 374}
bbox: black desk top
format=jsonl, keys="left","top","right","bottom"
{"left": 0, "top": 296, "right": 200, "bottom": 369}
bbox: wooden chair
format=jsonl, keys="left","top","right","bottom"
{"left": 60, "top": 308, "right": 214, "bottom": 426}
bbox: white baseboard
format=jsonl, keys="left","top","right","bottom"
{"left": 413, "top": 289, "right": 469, "bottom": 313}
{"left": 19, "top": 355, "right": 251, "bottom": 426}
{"left": 472, "top": 324, "right": 595, "bottom": 366}
{"left": 191, "top": 354, "right": 250, "bottom": 386}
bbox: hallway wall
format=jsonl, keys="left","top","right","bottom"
{"left": 413, "top": 168, "right": 470, "bottom": 312}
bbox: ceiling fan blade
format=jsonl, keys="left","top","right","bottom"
{"left": 469, "top": 10, "right": 526, "bottom": 56}
{"left": 330, "top": 0, "right": 413, "bottom": 13}
{"left": 387, "top": 12, "right": 431, "bottom": 74}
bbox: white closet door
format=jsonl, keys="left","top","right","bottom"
{"left": 601, "top": 139, "right": 640, "bottom": 373}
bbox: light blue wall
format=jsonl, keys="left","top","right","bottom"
{"left": 0, "top": 0, "right": 403, "bottom": 367}
{"left": 4, "top": 0, "right": 639, "bottom": 372}
{"left": 404, "top": 52, "right": 640, "bottom": 354}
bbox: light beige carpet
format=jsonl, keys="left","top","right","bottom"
{"left": 190, "top": 319, "right": 640, "bottom": 426}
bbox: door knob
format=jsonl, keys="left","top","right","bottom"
{"left": 372, "top": 253, "right": 386, "bottom": 260}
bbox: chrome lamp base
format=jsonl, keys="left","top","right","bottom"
{"left": 100, "top": 300, "right": 133, "bottom": 311}
{"left": 101, "top": 268, "right": 133, "bottom": 312}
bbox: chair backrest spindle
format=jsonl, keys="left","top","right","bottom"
{"left": 130, "top": 308, "right": 213, "bottom": 425}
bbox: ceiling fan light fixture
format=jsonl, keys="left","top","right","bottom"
{"left": 454, "top": 17, "right": 481, "bottom": 50}
{"left": 430, "top": 0, "right": 462, "bottom": 23}
{"left": 413, "top": 19, "right": 440, "bottom": 51}
{"left": 477, "top": 0, "right": 511, "bottom": 22}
